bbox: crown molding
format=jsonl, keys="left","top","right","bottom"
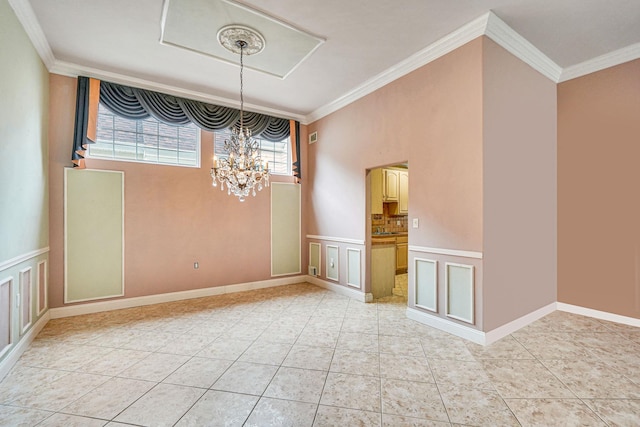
{"left": 49, "top": 60, "right": 307, "bottom": 123}
{"left": 11, "top": 0, "right": 637, "bottom": 125}
{"left": 306, "top": 11, "right": 565, "bottom": 123}
{"left": 8, "top": 0, "right": 305, "bottom": 123}
{"left": 306, "top": 13, "right": 490, "bottom": 123}
{"left": 8, "top": 0, "right": 55, "bottom": 68}
{"left": 483, "top": 11, "right": 562, "bottom": 82}
{"left": 559, "top": 42, "right": 640, "bottom": 82}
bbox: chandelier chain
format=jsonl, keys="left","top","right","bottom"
{"left": 238, "top": 40, "right": 246, "bottom": 130}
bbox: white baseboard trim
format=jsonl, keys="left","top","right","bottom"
{"left": 484, "top": 302, "right": 557, "bottom": 345}
{"left": 0, "top": 311, "right": 50, "bottom": 381}
{"left": 406, "top": 307, "right": 486, "bottom": 345}
{"left": 50, "top": 275, "right": 307, "bottom": 319}
{"left": 407, "top": 301, "right": 557, "bottom": 346}
{"left": 557, "top": 302, "right": 640, "bottom": 328}
{"left": 306, "top": 275, "right": 369, "bottom": 302}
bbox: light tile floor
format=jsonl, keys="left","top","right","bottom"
{"left": 392, "top": 274, "right": 408, "bottom": 299}
{"left": 1, "top": 283, "right": 639, "bottom": 426}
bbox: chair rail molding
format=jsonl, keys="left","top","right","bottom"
{"left": 0, "top": 247, "right": 50, "bottom": 272}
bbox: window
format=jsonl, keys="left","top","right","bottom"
{"left": 214, "top": 129, "right": 291, "bottom": 175}
{"left": 89, "top": 103, "right": 200, "bottom": 167}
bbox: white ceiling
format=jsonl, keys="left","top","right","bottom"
{"left": 12, "top": 0, "right": 640, "bottom": 123}
{"left": 161, "top": 0, "right": 324, "bottom": 78}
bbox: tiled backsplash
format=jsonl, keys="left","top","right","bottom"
{"left": 372, "top": 204, "right": 408, "bottom": 233}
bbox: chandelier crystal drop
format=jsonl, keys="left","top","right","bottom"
{"left": 211, "top": 27, "right": 269, "bottom": 202}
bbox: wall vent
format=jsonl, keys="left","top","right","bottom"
{"left": 309, "top": 131, "right": 318, "bottom": 144}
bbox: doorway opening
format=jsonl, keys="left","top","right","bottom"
{"left": 367, "top": 162, "right": 409, "bottom": 303}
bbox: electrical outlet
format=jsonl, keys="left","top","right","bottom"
{"left": 396, "top": 220, "right": 401, "bottom": 226}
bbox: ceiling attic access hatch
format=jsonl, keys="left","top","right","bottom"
{"left": 160, "top": 0, "right": 325, "bottom": 79}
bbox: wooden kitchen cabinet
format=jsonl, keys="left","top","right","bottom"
{"left": 371, "top": 243, "right": 396, "bottom": 298}
{"left": 398, "top": 171, "right": 409, "bottom": 214}
{"left": 371, "top": 167, "right": 408, "bottom": 215}
{"left": 396, "top": 235, "right": 408, "bottom": 273}
{"left": 383, "top": 169, "right": 399, "bottom": 202}
{"left": 388, "top": 170, "right": 409, "bottom": 215}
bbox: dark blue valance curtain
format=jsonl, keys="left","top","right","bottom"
{"left": 99, "top": 80, "right": 291, "bottom": 142}
{"left": 292, "top": 121, "right": 301, "bottom": 180}
{"left": 71, "top": 76, "right": 97, "bottom": 168}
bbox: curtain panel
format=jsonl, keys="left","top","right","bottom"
{"left": 71, "top": 77, "right": 99, "bottom": 168}
{"left": 291, "top": 120, "right": 301, "bottom": 181}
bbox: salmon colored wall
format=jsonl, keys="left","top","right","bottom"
{"left": 48, "top": 74, "right": 302, "bottom": 308}
{"left": 558, "top": 59, "right": 640, "bottom": 319}
{"left": 307, "top": 38, "right": 484, "bottom": 250}
{"left": 482, "top": 38, "right": 557, "bottom": 330}
{"left": 306, "top": 38, "right": 484, "bottom": 308}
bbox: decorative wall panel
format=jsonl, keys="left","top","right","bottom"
{"left": 415, "top": 258, "right": 437, "bottom": 312}
{"left": 37, "top": 261, "right": 47, "bottom": 315}
{"left": 446, "top": 263, "right": 475, "bottom": 324}
{"left": 19, "top": 268, "right": 31, "bottom": 334}
{"left": 65, "top": 168, "right": 124, "bottom": 303}
{"left": 346, "top": 248, "right": 361, "bottom": 288}
{"left": 271, "top": 183, "right": 301, "bottom": 276}
{"left": 309, "top": 242, "right": 321, "bottom": 276}
{"left": 0, "top": 278, "right": 12, "bottom": 357}
{"left": 326, "top": 245, "right": 339, "bottom": 282}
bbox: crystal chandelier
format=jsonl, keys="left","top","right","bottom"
{"left": 211, "top": 26, "right": 269, "bottom": 202}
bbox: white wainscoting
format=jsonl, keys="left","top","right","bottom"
{"left": 37, "top": 260, "right": 47, "bottom": 316}
{"left": 325, "top": 245, "right": 339, "bottom": 282}
{"left": 0, "top": 247, "right": 49, "bottom": 273}
{"left": 346, "top": 248, "right": 361, "bottom": 289}
{"left": 409, "top": 245, "right": 482, "bottom": 259}
{"left": 19, "top": 268, "right": 32, "bottom": 335}
{"left": 0, "top": 277, "right": 13, "bottom": 360}
{"left": 306, "top": 275, "right": 371, "bottom": 302}
{"left": 306, "top": 235, "right": 365, "bottom": 245}
{"left": 308, "top": 242, "right": 321, "bottom": 277}
{"left": 0, "top": 248, "right": 50, "bottom": 379}
{"left": 408, "top": 302, "right": 557, "bottom": 346}
{"left": 414, "top": 258, "right": 437, "bottom": 312}
{"left": 445, "top": 262, "right": 475, "bottom": 325}
{"left": 0, "top": 311, "right": 49, "bottom": 381}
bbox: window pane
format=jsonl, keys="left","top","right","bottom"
{"left": 89, "top": 103, "right": 200, "bottom": 167}
{"left": 142, "top": 148, "right": 159, "bottom": 163}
